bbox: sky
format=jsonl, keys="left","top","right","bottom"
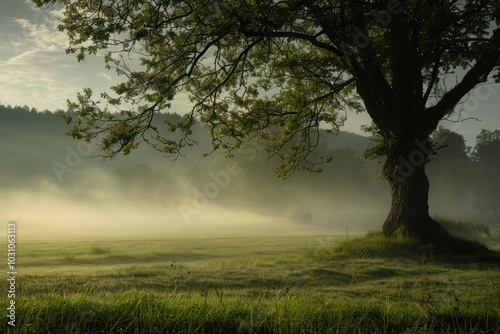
{"left": 0, "top": 0, "right": 499, "bottom": 146}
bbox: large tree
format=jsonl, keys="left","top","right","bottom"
{"left": 34, "top": 0, "right": 500, "bottom": 242}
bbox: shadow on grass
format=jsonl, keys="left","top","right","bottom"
{"left": 60, "top": 252, "right": 222, "bottom": 265}
{"left": 331, "top": 231, "right": 500, "bottom": 265}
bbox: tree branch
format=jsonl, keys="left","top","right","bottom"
{"left": 241, "top": 29, "right": 345, "bottom": 58}
{"left": 424, "top": 28, "right": 500, "bottom": 129}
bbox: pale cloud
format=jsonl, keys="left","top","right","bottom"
{"left": 7, "top": 46, "right": 61, "bottom": 66}
{"left": 0, "top": 1, "right": 121, "bottom": 110}
{"left": 5, "top": 3, "right": 66, "bottom": 55}
{"left": 0, "top": 48, "right": 119, "bottom": 111}
{"left": 14, "top": 16, "right": 68, "bottom": 50}
{"left": 96, "top": 72, "right": 113, "bottom": 81}
{"left": 0, "top": 4, "right": 163, "bottom": 112}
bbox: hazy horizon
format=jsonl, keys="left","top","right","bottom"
{"left": 2, "top": 106, "right": 498, "bottom": 239}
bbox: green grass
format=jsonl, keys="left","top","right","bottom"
{"left": 329, "top": 230, "right": 500, "bottom": 262}
{"left": 2, "top": 232, "right": 500, "bottom": 333}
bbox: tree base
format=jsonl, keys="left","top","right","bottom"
{"left": 381, "top": 216, "right": 499, "bottom": 259}
{"left": 335, "top": 230, "right": 498, "bottom": 261}
{"left": 382, "top": 216, "right": 450, "bottom": 244}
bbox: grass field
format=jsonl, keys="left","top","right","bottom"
{"left": 2, "top": 228, "right": 500, "bottom": 333}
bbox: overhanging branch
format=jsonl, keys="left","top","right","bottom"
{"left": 241, "top": 29, "right": 345, "bottom": 58}
{"left": 425, "top": 28, "right": 500, "bottom": 125}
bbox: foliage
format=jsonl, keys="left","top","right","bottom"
{"left": 427, "top": 127, "right": 472, "bottom": 214}
{"left": 232, "top": 144, "right": 385, "bottom": 218}
{"left": 473, "top": 129, "right": 500, "bottom": 163}
{"left": 437, "top": 216, "right": 492, "bottom": 240}
{"left": 361, "top": 123, "right": 396, "bottom": 162}
{"left": 32, "top": 0, "right": 500, "bottom": 179}
{"left": 471, "top": 129, "right": 500, "bottom": 215}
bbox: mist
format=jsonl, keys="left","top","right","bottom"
{"left": 4, "top": 105, "right": 496, "bottom": 238}
{"left": 1, "top": 147, "right": 388, "bottom": 237}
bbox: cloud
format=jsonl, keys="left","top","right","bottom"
{"left": 0, "top": 2, "right": 205, "bottom": 115}
{"left": 96, "top": 72, "right": 113, "bottom": 81}
{"left": 14, "top": 17, "right": 67, "bottom": 50}
{"left": 0, "top": 47, "right": 119, "bottom": 111}
{"left": 4, "top": 3, "right": 67, "bottom": 55}
{"left": 0, "top": 2, "right": 122, "bottom": 110}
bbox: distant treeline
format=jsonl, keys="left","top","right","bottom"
{"left": 1, "top": 103, "right": 499, "bottom": 219}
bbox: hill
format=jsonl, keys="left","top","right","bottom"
{"left": 0, "top": 103, "right": 386, "bottom": 232}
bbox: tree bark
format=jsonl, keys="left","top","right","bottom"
{"left": 382, "top": 138, "right": 449, "bottom": 243}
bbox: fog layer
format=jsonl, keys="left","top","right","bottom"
{"left": 3, "top": 105, "right": 496, "bottom": 236}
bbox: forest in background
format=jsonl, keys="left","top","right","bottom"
{"left": 1, "top": 103, "right": 499, "bottom": 232}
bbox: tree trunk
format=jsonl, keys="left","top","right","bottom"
{"left": 382, "top": 138, "right": 449, "bottom": 243}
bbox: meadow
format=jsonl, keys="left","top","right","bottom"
{"left": 2, "top": 227, "right": 500, "bottom": 334}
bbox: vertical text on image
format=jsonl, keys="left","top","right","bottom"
{"left": 7, "top": 222, "right": 17, "bottom": 327}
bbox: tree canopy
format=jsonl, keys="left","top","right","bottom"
{"left": 34, "top": 0, "right": 500, "bottom": 175}
{"left": 33, "top": 0, "right": 500, "bottom": 240}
